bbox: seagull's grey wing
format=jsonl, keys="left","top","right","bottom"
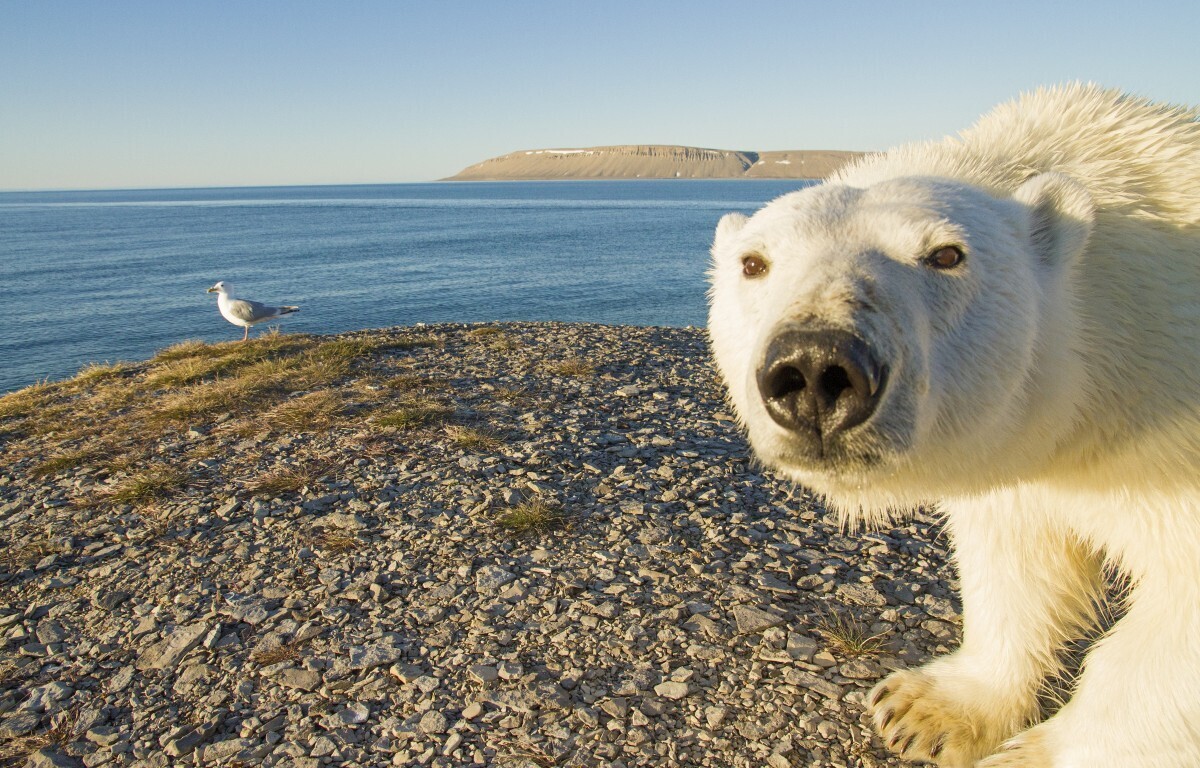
{"left": 226, "top": 298, "right": 280, "bottom": 323}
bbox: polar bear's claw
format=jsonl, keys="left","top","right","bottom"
{"left": 869, "top": 684, "right": 889, "bottom": 708}
{"left": 929, "top": 734, "right": 946, "bottom": 758}
{"left": 878, "top": 707, "right": 895, "bottom": 730}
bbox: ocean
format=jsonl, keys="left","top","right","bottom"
{"left": 0, "top": 179, "right": 809, "bottom": 393}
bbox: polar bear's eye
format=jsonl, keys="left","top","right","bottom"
{"left": 741, "top": 253, "right": 768, "bottom": 278}
{"left": 925, "top": 245, "right": 965, "bottom": 270}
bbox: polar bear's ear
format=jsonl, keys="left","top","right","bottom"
{"left": 714, "top": 212, "right": 748, "bottom": 249}
{"left": 1013, "top": 172, "right": 1094, "bottom": 267}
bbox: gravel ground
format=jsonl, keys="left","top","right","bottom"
{"left": 0, "top": 322, "right": 958, "bottom": 768}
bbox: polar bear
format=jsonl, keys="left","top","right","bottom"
{"left": 707, "top": 84, "right": 1200, "bottom": 767}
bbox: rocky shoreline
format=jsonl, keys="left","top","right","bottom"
{"left": 0, "top": 322, "right": 955, "bottom": 768}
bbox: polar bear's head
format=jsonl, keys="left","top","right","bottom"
{"left": 708, "top": 173, "right": 1094, "bottom": 516}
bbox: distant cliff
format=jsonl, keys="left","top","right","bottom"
{"left": 444, "top": 145, "right": 866, "bottom": 181}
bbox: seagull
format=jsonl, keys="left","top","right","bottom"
{"left": 207, "top": 281, "right": 299, "bottom": 342}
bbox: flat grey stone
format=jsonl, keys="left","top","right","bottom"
{"left": 786, "top": 633, "right": 819, "bottom": 661}
{"left": 108, "top": 666, "right": 134, "bottom": 692}
{"left": 474, "top": 565, "right": 516, "bottom": 591}
{"left": 25, "top": 749, "right": 83, "bottom": 768}
{"left": 736, "top": 711, "right": 787, "bottom": 741}
{"left": 653, "top": 681, "right": 690, "bottom": 700}
{"left": 704, "top": 706, "right": 728, "bottom": 728}
{"left": 344, "top": 643, "right": 405, "bottom": 671}
{"left": 199, "top": 738, "right": 255, "bottom": 764}
{"left": 836, "top": 582, "right": 886, "bottom": 608}
{"left": 136, "top": 622, "right": 209, "bottom": 671}
{"left": 323, "top": 512, "right": 365, "bottom": 530}
{"left": 164, "top": 726, "right": 207, "bottom": 757}
{"left": 840, "top": 658, "right": 884, "bottom": 679}
{"left": 221, "top": 594, "right": 272, "bottom": 625}
{"left": 337, "top": 702, "right": 369, "bottom": 725}
{"left": 0, "top": 711, "right": 40, "bottom": 738}
{"left": 483, "top": 689, "right": 539, "bottom": 713}
{"left": 468, "top": 664, "right": 498, "bottom": 684}
{"left": 924, "top": 595, "right": 960, "bottom": 620}
{"left": 85, "top": 725, "right": 122, "bottom": 747}
{"left": 731, "top": 605, "right": 784, "bottom": 634}
{"left": 92, "top": 590, "right": 130, "bottom": 611}
{"left": 784, "top": 668, "right": 844, "bottom": 699}
{"left": 275, "top": 668, "right": 321, "bottom": 692}
{"left": 418, "top": 710, "right": 448, "bottom": 735}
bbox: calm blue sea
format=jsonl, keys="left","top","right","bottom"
{"left": 0, "top": 180, "right": 808, "bottom": 393}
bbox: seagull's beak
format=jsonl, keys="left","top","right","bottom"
{"left": 207, "top": 286, "right": 218, "bottom": 293}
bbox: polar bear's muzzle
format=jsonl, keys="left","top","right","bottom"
{"left": 757, "top": 326, "right": 889, "bottom": 459}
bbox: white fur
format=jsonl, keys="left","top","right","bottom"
{"left": 707, "top": 84, "right": 1200, "bottom": 767}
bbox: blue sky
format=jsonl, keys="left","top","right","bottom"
{"left": 2, "top": 0, "right": 1197, "bottom": 190}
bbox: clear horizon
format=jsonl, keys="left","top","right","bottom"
{"left": 3, "top": 0, "right": 1198, "bottom": 192}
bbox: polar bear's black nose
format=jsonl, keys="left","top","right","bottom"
{"left": 757, "top": 328, "right": 887, "bottom": 443}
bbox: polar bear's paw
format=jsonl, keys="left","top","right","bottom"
{"left": 868, "top": 669, "right": 1005, "bottom": 767}
{"left": 976, "top": 729, "right": 1053, "bottom": 768}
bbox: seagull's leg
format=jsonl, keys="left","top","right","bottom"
{"left": 242, "top": 325, "right": 249, "bottom": 342}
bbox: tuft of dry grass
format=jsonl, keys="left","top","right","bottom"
{"left": 289, "top": 355, "right": 349, "bottom": 389}
{"left": 492, "top": 386, "right": 532, "bottom": 405}
{"left": 97, "top": 464, "right": 189, "bottom": 506}
{"left": 263, "top": 391, "right": 343, "bottom": 432}
{"left": 315, "top": 530, "right": 360, "bottom": 554}
{"left": 21, "top": 403, "right": 79, "bottom": 438}
{"left": 152, "top": 338, "right": 223, "bottom": 362}
{"left": 309, "top": 337, "right": 378, "bottom": 364}
{"left": 245, "top": 458, "right": 336, "bottom": 497}
{"left": 374, "top": 399, "right": 454, "bottom": 429}
{"left": 813, "top": 609, "right": 887, "bottom": 658}
{"left": 147, "top": 334, "right": 313, "bottom": 387}
{"left": 85, "top": 379, "right": 140, "bottom": 410}
{"left": 468, "top": 326, "right": 504, "bottom": 338}
{"left": 0, "top": 380, "right": 56, "bottom": 420}
{"left": 444, "top": 424, "right": 504, "bottom": 451}
{"left": 488, "top": 335, "right": 518, "bottom": 352}
{"left": 103, "top": 450, "right": 149, "bottom": 476}
{"left": 545, "top": 358, "right": 595, "bottom": 377}
{"left": 250, "top": 641, "right": 303, "bottom": 666}
{"left": 72, "top": 361, "right": 132, "bottom": 387}
{"left": 145, "top": 355, "right": 241, "bottom": 388}
{"left": 149, "top": 375, "right": 284, "bottom": 425}
{"left": 470, "top": 326, "right": 520, "bottom": 351}
{"left": 496, "top": 497, "right": 566, "bottom": 535}
{"left": 383, "top": 373, "right": 437, "bottom": 392}
{"left": 30, "top": 446, "right": 105, "bottom": 478}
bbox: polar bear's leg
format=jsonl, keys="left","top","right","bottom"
{"left": 869, "top": 493, "right": 1103, "bottom": 767}
{"left": 980, "top": 573, "right": 1200, "bottom": 768}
